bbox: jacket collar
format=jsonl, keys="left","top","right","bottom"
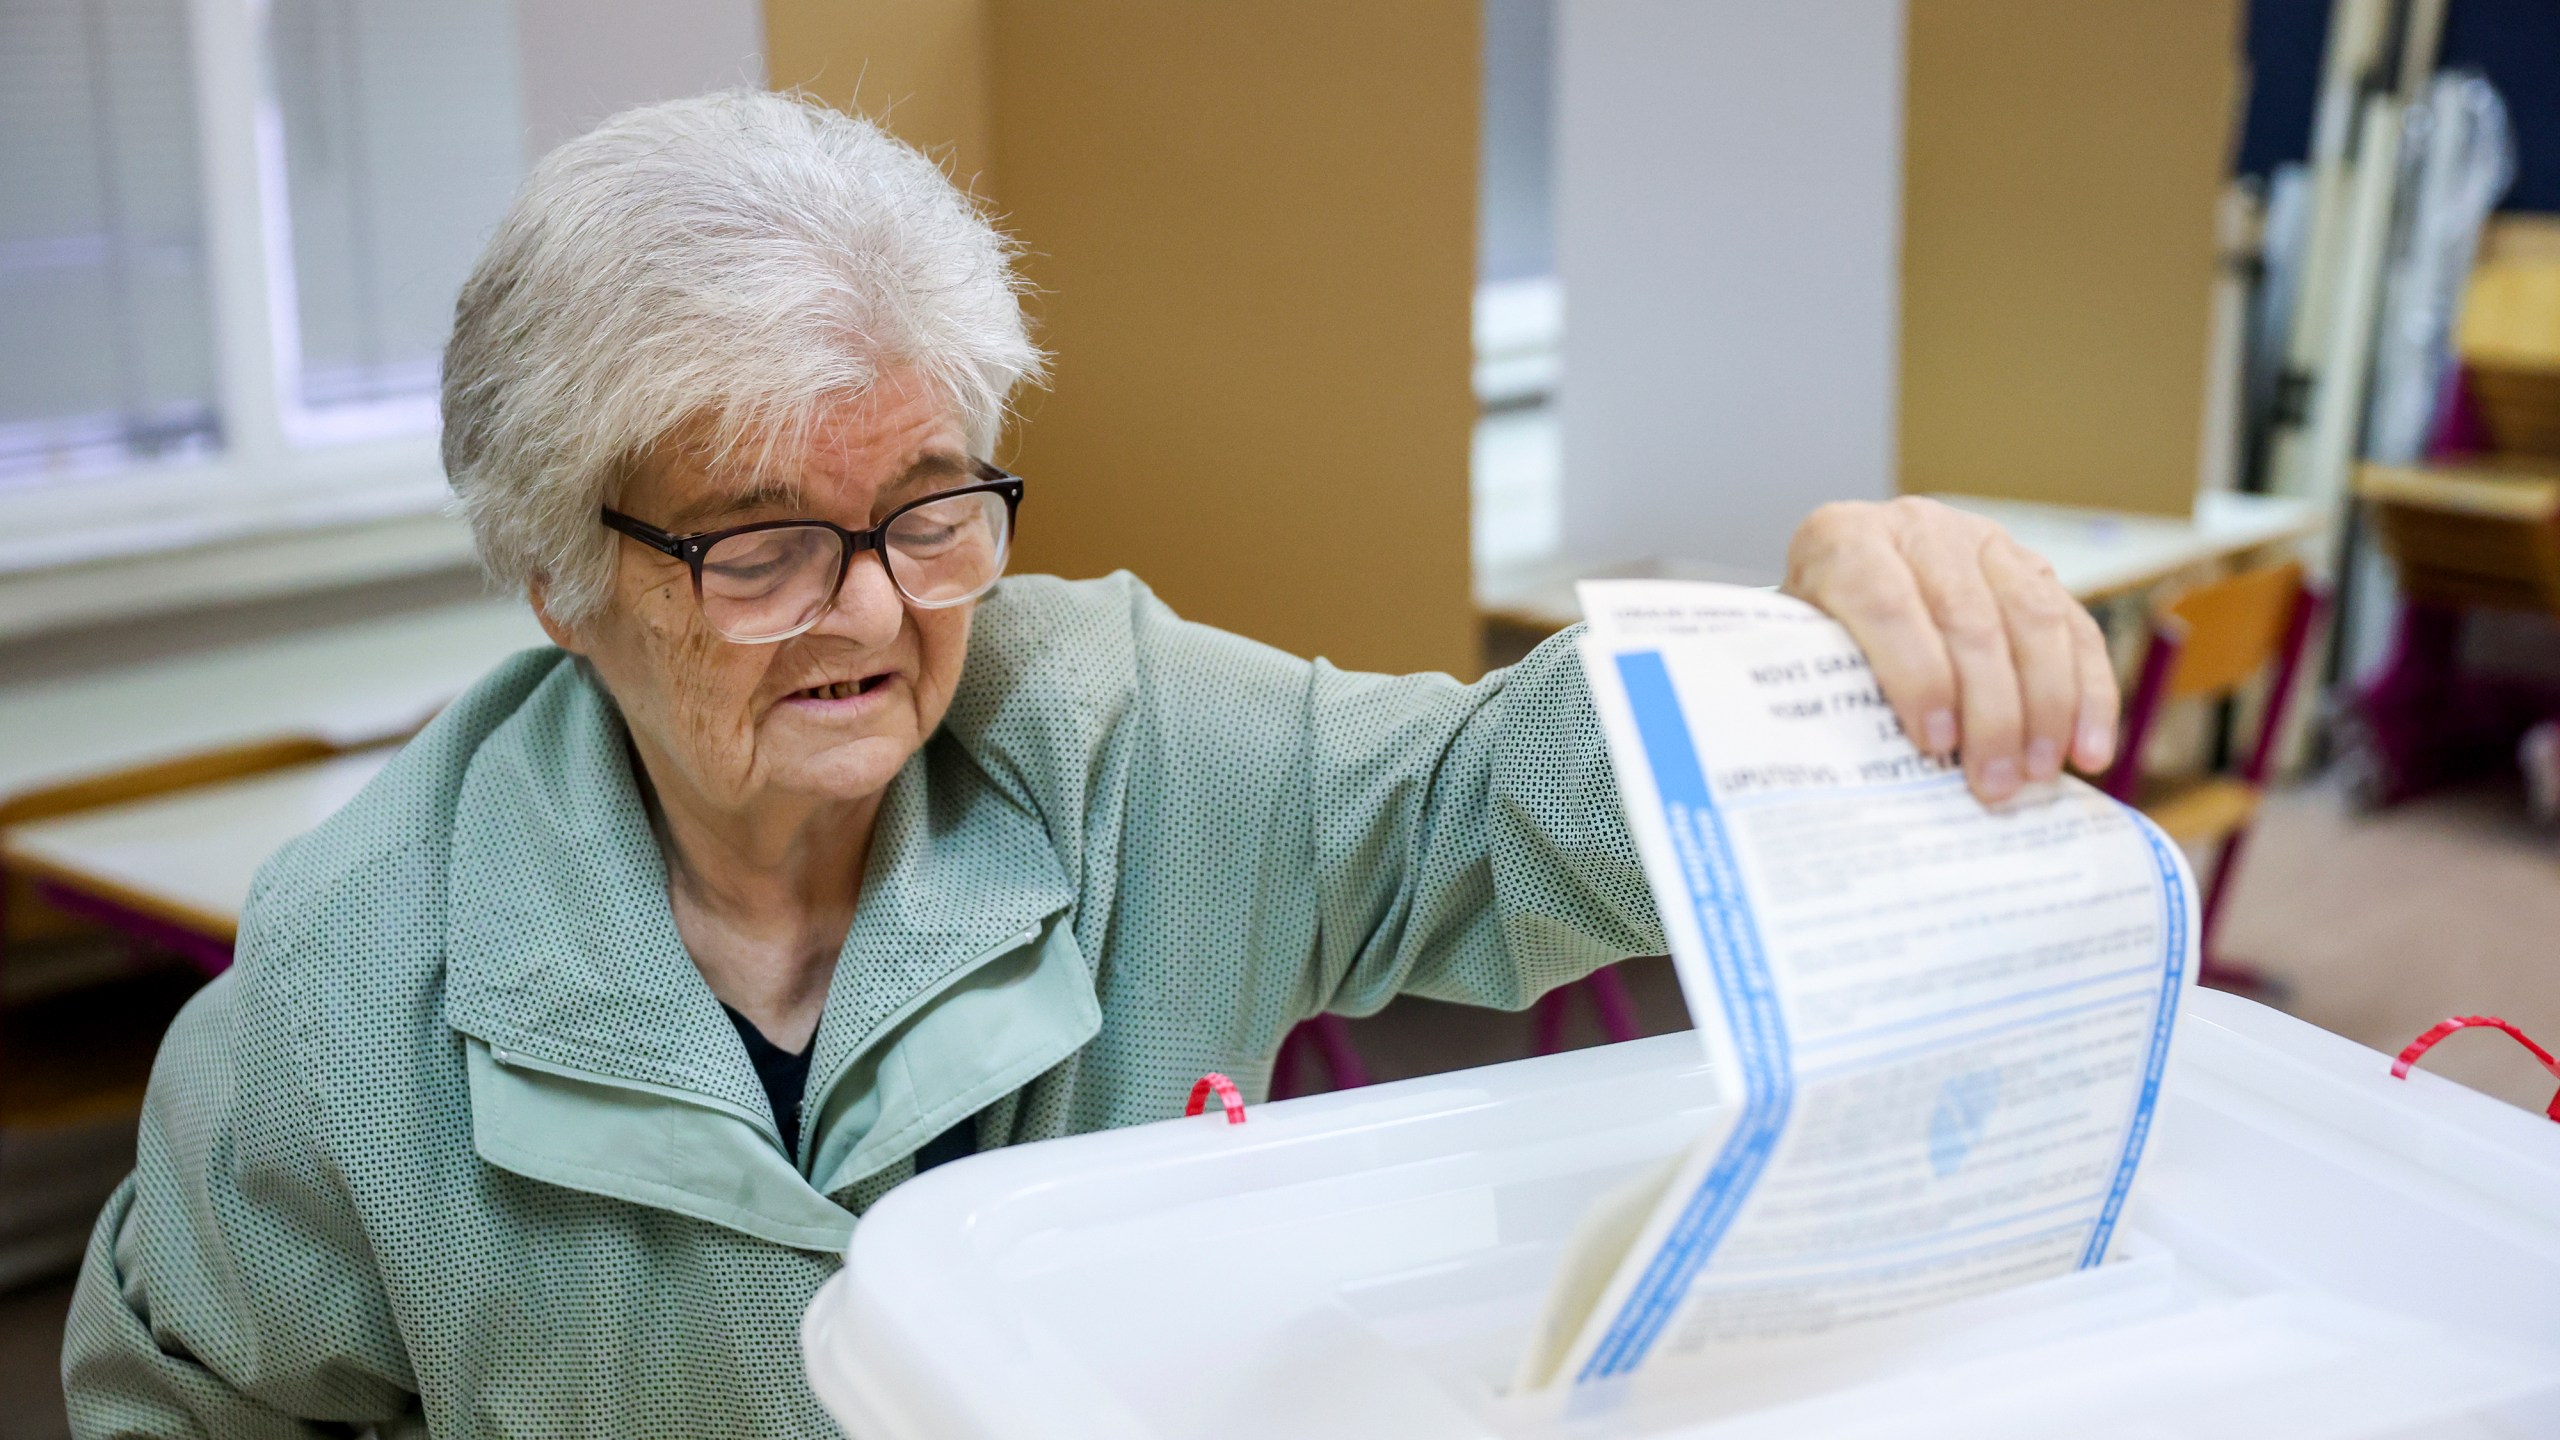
{"left": 442, "top": 657, "right": 1081, "bottom": 1134}
{"left": 457, "top": 903, "right": 1098, "bottom": 1254}
{"left": 461, "top": 1035, "right": 859, "bottom": 1252}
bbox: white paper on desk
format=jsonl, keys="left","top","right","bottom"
{"left": 1516, "top": 581, "right": 2196, "bottom": 1394}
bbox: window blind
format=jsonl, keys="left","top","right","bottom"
{"left": 268, "top": 0, "right": 524, "bottom": 413}
{"left": 0, "top": 0, "right": 222, "bottom": 484}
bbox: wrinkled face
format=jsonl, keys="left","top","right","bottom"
{"left": 541, "top": 373, "right": 979, "bottom": 819}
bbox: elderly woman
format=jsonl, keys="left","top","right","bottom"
{"left": 64, "top": 93, "right": 2114, "bottom": 1437}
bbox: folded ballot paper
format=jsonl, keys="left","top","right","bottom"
{"left": 1516, "top": 581, "right": 2196, "bottom": 1396}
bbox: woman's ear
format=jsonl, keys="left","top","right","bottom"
{"left": 526, "top": 576, "right": 585, "bottom": 655}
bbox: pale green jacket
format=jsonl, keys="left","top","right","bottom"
{"left": 64, "top": 572, "right": 1662, "bottom": 1438}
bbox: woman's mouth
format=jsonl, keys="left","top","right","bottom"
{"left": 783, "top": 673, "right": 894, "bottom": 707}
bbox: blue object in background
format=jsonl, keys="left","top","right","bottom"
{"left": 2236, "top": 0, "right": 2559, "bottom": 213}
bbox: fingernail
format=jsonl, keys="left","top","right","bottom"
{"left": 2078, "top": 717, "right": 2116, "bottom": 769}
{"left": 2025, "top": 737, "right": 2060, "bottom": 782}
{"left": 1979, "top": 756, "right": 2020, "bottom": 800}
{"left": 1924, "top": 709, "right": 1958, "bottom": 755}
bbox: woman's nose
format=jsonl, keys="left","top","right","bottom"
{"left": 812, "top": 548, "right": 906, "bottom": 647}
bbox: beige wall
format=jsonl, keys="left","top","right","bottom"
{"left": 765, "top": 1, "right": 1480, "bottom": 677}
{"left": 1901, "top": 0, "right": 2242, "bottom": 515}
{"left": 761, "top": 0, "right": 993, "bottom": 191}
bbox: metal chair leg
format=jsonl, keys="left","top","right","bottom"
{"left": 1530, "top": 988, "right": 1571, "bottom": 1055}
{"left": 1268, "top": 1022, "right": 1308, "bottom": 1100}
{"left": 2195, "top": 829, "right": 2277, "bottom": 995}
{"left": 1270, "top": 1014, "right": 1372, "bottom": 1098}
{"left": 1309, "top": 1013, "right": 1370, "bottom": 1090}
{"left": 1532, "top": 966, "right": 1645, "bottom": 1056}
{"left": 1587, "top": 967, "right": 1642, "bottom": 1043}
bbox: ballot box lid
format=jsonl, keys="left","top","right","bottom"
{"left": 802, "top": 991, "right": 2560, "bottom": 1439}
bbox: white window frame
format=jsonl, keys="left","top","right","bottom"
{"left": 0, "top": 0, "right": 467, "bottom": 619}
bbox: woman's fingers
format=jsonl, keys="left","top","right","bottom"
{"left": 1784, "top": 506, "right": 1959, "bottom": 761}
{"left": 1784, "top": 497, "right": 2122, "bottom": 798}
{"left": 1980, "top": 536, "right": 2081, "bottom": 785}
{"left": 1890, "top": 504, "right": 2027, "bottom": 801}
{"left": 2067, "top": 602, "right": 2119, "bottom": 774}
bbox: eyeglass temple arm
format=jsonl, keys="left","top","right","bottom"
{"left": 600, "top": 508, "right": 685, "bottom": 558}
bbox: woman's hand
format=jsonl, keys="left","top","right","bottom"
{"left": 1782, "top": 496, "right": 2117, "bottom": 804}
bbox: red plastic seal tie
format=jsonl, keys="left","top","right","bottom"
{"left": 1185, "top": 1072, "right": 1247, "bottom": 1125}
{"left": 2391, "top": 1015, "right": 2560, "bottom": 1123}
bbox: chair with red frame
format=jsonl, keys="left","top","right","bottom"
{"left": 2103, "top": 560, "right": 2327, "bottom": 993}
{"left": 1275, "top": 963, "right": 1647, "bottom": 1092}
{"left": 1267, "top": 1014, "right": 1371, "bottom": 1099}
{"left": 1529, "top": 964, "right": 1643, "bottom": 1055}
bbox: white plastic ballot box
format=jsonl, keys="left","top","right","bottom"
{"left": 801, "top": 990, "right": 2560, "bottom": 1439}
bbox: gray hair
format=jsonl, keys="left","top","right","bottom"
{"left": 441, "top": 90, "right": 1043, "bottom": 625}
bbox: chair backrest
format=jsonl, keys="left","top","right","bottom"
{"left": 2156, "top": 560, "right": 2311, "bottom": 703}
{"left": 2104, "top": 560, "right": 2323, "bottom": 802}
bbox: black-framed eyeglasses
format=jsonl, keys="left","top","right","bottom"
{"left": 601, "top": 462, "right": 1024, "bottom": 644}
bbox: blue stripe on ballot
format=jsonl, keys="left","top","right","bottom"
{"left": 1576, "top": 651, "right": 1796, "bottom": 1383}
{"left": 2076, "top": 817, "right": 2188, "bottom": 1268}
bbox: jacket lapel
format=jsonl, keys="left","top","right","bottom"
{"left": 443, "top": 657, "right": 1097, "bottom": 1244}
{"left": 803, "top": 908, "right": 1099, "bottom": 1198}
{"left": 788, "top": 737, "right": 1095, "bottom": 1193}
{"left": 463, "top": 1037, "right": 857, "bottom": 1253}
{"left": 442, "top": 658, "right": 771, "bottom": 1119}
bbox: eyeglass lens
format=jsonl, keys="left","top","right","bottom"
{"left": 695, "top": 489, "right": 1013, "bottom": 642}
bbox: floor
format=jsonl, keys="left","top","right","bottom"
{"left": 2216, "top": 774, "right": 2560, "bottom": 1113}
{"left": 3, "top": 774, "right": 2556, "bottom": 1435}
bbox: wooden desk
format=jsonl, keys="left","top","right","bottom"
{"left": 2357, "top": 459, "right": 2560, "bottom": 520}
{"left": 1476, "top": 491, "right": 2322, "bottom": 637}
{"left": 0, "top": 597, "right": 543, "bottom": 810}
{"left": 2355, "top": 459, "right": 2560, "bottom": 615}
{"left": 2, "top": 750, "right": 394, "bottom": 971}
{"left": 0, "top": 596, "right": 538, "bottom": 957}
{"left": 2339, "top": 459, "right": 2560, "bottom": 808}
